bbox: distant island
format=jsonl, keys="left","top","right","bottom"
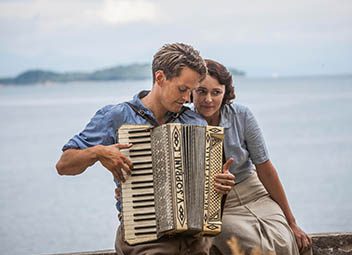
{"left": 0, "top": 63, "right": 245, "bottom": 85}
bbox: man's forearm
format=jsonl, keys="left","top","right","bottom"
{"left": 56, "top": 146, "right": 101, "bottom": 176}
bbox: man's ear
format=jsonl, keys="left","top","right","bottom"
{"left": 155, "top": 70, "right": 166, "bottom": 87}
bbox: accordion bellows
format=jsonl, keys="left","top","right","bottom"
{"left": 118, "top": 124, "right": 224, "bottom": 245}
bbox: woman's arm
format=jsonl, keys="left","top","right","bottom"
{"left": 256, "top": 160, "right": 312, "bottom": 252}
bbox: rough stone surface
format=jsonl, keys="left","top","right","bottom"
{"left": 49, "top": 232, "right": 352, "bottom": 255}
{"left": 311, "top": 232, "right": 352, "bottom": 255}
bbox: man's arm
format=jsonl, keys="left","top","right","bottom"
{"left": 56, "top": 143, "right": 133, "bottom": 182}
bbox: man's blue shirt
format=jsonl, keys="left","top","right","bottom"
{"left": 62, "top": 91, "right": 206, "bottom": 211}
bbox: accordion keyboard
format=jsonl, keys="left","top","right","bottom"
{"left": 118, "top": 125, "right": 157, "bottom": 245}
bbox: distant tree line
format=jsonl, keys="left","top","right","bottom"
{"left": 0, "top": 63, "right": 245, "bottom": 85}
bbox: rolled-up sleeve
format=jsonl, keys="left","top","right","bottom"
{"left": 62, "top": 105, "right": 116, "bottom": 151}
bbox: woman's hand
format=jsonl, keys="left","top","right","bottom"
{"left": 214, "top": 158, "right": 235, "bottom": 194}
{"left": 289, "top": 221, "right": 312, "bottom": 252}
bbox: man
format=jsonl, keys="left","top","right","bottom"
{"left": 56, "top": 43, "right": 234, "bottom": 255}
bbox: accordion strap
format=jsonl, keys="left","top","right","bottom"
{"left": 126, "top": 102, "right": 159, "bottom": 126}
{"left": 125, "top": 102, "right": 189, "bottom": 127}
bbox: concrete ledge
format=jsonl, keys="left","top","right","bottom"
{"left": 311, "top": 232, "right": 352, "bottom": 255}
{"left": 49, "top": 232, "right": 352, "bottom": 255}
{"left": 47, "top": 250, "right": 116, "bottom": 255}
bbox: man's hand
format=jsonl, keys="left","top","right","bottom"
{"left": 96, "top": 143, "right": 133, "bottom": 182}
{"left": 214, "top": 158, "right": 235, "bottom": 194}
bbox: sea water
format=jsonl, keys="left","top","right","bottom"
{"left": 0, "top": 76, "right": 351, "bottom": 254}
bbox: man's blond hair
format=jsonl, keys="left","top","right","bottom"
{"left": 152, "top": 43, "right": 206, "bottom": 83}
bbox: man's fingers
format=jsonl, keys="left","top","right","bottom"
{"left": 115, "top": 143, "right": 133, "bottom": 149}
{"left": 121, "top": 163, "right": 131, "bottom": 177}
{"left": 123, "top": 157, "right": 133, "bottom": 170}
{"left": 112, "top": 163, "right": 131, "bottom": 182}
{"left": 118, "top": 168, "right": 126, "bottom": 182}
{"left": 113, "top": 143, "right": 133, "bottom": 169}
{"left": 111, "top": 168, "right": 124, "bottom": 183}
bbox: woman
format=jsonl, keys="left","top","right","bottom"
{"left": 192, "top": 59, "right": 312, "bottom": 255}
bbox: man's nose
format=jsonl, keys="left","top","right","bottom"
{"left": 183, "top": 92, "right": 191, "bottom": 102}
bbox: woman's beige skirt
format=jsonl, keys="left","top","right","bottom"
{"left": 211, "top": 172, "right": 300, "bottom": 255}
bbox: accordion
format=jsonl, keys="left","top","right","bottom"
{"left": 118, "top": 123, "right": 224, "bottom": 245}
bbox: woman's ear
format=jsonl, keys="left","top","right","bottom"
{"left": 154, "top": 70, "right": 166, "bottom": 87}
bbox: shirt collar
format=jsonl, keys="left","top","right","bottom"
{"left": 130, "top": 90, "right": 154, "bottom": 115}
{"left": 129, "top": 90, "right": 176, "bottom": 122}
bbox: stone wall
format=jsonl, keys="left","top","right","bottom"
{"left": 311, "top": 232, "right": 352, "bottom": 255}
{"left": 50, "top": 232, "right": 352, "bottom": 255}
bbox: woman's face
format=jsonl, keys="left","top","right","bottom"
{"left": 193, "top": 74, "right": 225, "bottom": 121}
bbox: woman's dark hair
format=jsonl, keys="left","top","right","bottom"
{"left": 205, "top": 59, "right": 235, "bottom": 106}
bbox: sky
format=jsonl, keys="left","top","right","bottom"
{"left": 0, "top": 0, "right": 351, "bottom": 77}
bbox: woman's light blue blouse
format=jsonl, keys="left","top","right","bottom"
{"left": 220, "top": 103, "right": 269, "bottom": 183}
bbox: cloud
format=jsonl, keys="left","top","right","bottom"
{"left": 0, "top": 0, "right": 159, "bottom": 29}
{"left": 99, "top": 0, "right": 158, "bottom": 25}
{"left": 0, "top": 0, "right": 351, "bottom": 76}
